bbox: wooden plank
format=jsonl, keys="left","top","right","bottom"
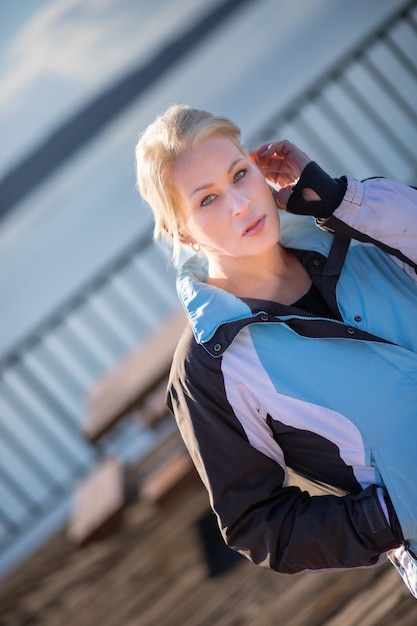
{"left": 140, "top": 452, "right": 198, "bottom": 506}
{"left": 133, "top": 378, "right": 170, "bottom": 428}
{"left": 68, "top": 457, "right": 125, "bottom": 546}
{"left": 83, "top": 310, "right": 186, "bottom": 442}
{"left": 325, "top": 566, "right": 411, "bottom": 626}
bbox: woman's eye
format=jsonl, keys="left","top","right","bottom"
{"left": 200, "top": 194, "right": 217, "bottom": 207}
{"left": 233, "top": 168, "right": 247, "bottom": 183}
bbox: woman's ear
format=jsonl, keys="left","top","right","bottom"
{"left": 178, "top": 229, "right": 201, "bottom": 252}
{"left": 178, "top": 229, "right": 192, "bottom": 245}
{"left": 249, "top": 151, "right": 261, "bottom": 167}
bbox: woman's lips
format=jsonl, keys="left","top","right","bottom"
{"left": 243, "top": 216, "right": 265, "bottom": 236}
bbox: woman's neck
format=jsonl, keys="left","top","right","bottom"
{"left": 206, "top": 245, "right": 312, "bottom": 305}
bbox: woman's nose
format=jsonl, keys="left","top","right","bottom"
{"left": 229, "top": 190, "right": 250, "bottom": 216}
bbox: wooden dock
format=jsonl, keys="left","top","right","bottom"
{"left": 1, "top": 479, "right": 416, "bottom": 625}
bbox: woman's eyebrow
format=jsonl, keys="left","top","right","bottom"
{"left": 190, "top": 157, "right": 245, "bottom": 199}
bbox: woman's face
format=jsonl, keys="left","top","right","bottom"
{"left": 172, "top": 134, "right": 281, "bottom": 261}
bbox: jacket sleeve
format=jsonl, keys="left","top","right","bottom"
{"left": 167, "top": 329, "right": 402, "bottom": 575}
{"left": 287, "top": 162, "right": 417, "bottom": 272}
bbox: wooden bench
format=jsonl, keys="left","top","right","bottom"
{"left": 68, "top": 310, "right": 199, "bottom": 547}
{"left": 138, "top": 431, "right": 198, "bottom": 506}
{"left": 83, "top": 310, "right": 187, "bottom": 442}
{"left": 68, "top": 456, "right": 125, "bottom": 546}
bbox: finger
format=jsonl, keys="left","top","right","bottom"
{"left": 253, "top": 140, "right": 289, "bottom": 161}
{"left": 273, "top": 186, "right": 293, "bottom": 210}
{"left": 254, "top": 142, "right": 275, "bottom": 157}
{"left": 260, "top": 140, "right": 295, "bottom": 158}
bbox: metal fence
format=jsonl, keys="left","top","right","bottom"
{"left": 248, "top": 1, "right": 417, "bottom": 185}
{"left": 0, "top": 232, "right": 179, "bottom": 575}
{"left": 0, "top": 0, "right": 416, "bottom": 578}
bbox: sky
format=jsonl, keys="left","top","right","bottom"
{"left": 0, "top": 0, "right": 219, "bottom": 178}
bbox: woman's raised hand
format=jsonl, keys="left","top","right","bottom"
{"left": 251, "top": 140, "right": 314, "bottom": 209}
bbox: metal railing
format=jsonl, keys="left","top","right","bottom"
{"left": 0, "top": 230, "right": 179, "bottom": 575}
{"left": 249, "top": 1, "right": 417, "bottom": 185}
{"left": 0, "top": 0, "right": 416, "bottom": 578}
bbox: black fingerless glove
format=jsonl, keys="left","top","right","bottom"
{"left": 287, "top": 161, "right": 347, "bottom": 218}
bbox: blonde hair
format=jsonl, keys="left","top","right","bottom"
{"left": 135, "top": 104, "right": 243, "bottom": 263}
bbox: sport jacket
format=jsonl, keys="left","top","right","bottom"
{"left": 167, "top": 163, "right": 417, "bottom": 574}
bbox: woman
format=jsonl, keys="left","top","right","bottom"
{"left": 135, "top": 104, "right": 417, "bottom": 594}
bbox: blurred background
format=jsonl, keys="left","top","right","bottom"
{"left": 0, "top": 1, "right": 417, "bottom": 624}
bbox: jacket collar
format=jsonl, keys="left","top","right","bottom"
{"left": 176, "top": 251, "right": 253, "bottom": 345}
